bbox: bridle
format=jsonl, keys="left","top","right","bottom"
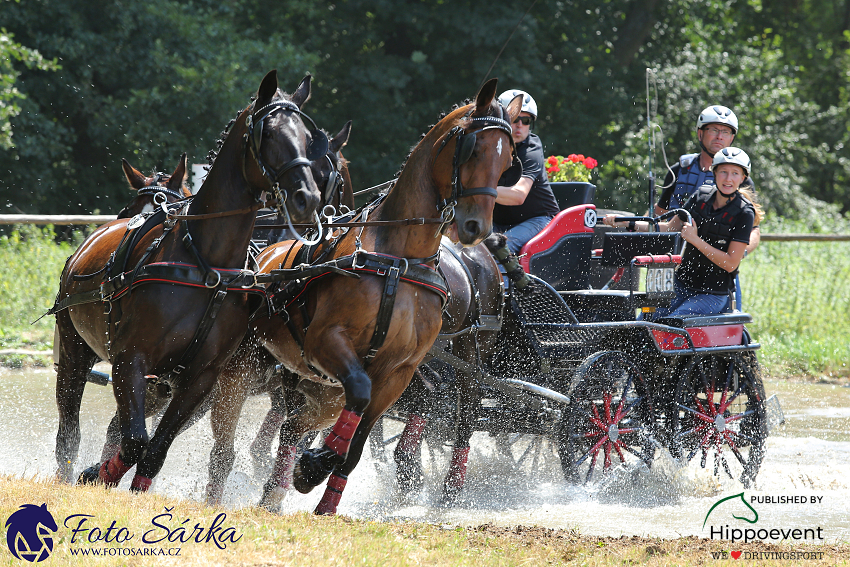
{"left": 243, "top": 99, "right": 329, "bottom": 214}
{"left": 435, "top": 105, "right": 521, "bottom": 227}
{"left": 135, "top": 173, "right": 186, "bottom": 201}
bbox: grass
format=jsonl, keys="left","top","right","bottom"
{"left": 2, "top": 476, "right": 847, "bottom": 566}
{"left": 0, "top": 224, "right": 849, "bottom": 379}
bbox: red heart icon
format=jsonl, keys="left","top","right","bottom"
{"left": 731, "top": 551, "right": 742, "bottom": 559}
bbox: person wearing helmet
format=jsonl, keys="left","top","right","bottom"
{"left": 604, "top": 147, "right": 763, "bottom": 318}
{"left": 655, "top": 105, "right": 760, "bottom": 310}
{"left": 492, "top": 89, "right": 560, "bottom": 255}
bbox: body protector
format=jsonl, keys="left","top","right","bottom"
{"left": 670, "top": 153, "right": 712, "bottom": 209}
{"left": 677, "top": 185, "right": 755, "bottom": 294}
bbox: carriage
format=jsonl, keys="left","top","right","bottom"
{"left": 373, "top": 198, "right": 784, "bottom": 490}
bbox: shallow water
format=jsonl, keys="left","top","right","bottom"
{"left": 1, "top": 367, "right": 848, "bottom": 542}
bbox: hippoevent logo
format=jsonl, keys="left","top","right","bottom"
{"left": 702, "top": 492, "right": 824, "bottom": 548}
{"left": 5, "top": 503, "right": 243, "bottom": 560}
{"left": 5, "top": 504, "right": 58, "bottom": 562}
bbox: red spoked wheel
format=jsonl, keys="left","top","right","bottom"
{"left": 670, "top": 352, "right": 766, "bottom": 487}
{"left": 558, "top": 351, "right": 656, "bottom": 484}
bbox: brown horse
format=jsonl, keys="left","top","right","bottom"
{"left": 116, "top": 156, "right": 193, "bottom": 219}
{"left": 247, "top": 79, "right": 522, "bottom": 515}
{"left": 52, "top": 70, "right": 323, "bottom": 489}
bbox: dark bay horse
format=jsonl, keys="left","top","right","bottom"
{"left": 52, "top": 70, "right": 323, "bottom": 490}
{"left": 89, "top": 121, "right": 355, "bottom": 498}
{"left": 247, "top": 79, "right": 522, "bottom": 515}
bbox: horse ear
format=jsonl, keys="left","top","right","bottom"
{"left": 291, "top": 74, "right": 312, "bottom": 109}
{"left": 329, "top": 120, "right": 352, "bottom": 153}
{"left": 506, "top": 94, "right": 523, "bottom": 123}
{"left": 474, "top": 78, "right": 499, "bottom": 115}
{"left": 122, "top": 158, "right": 147, "bottom": 190}
{"left": 167, "top": 153, "right": 188, "bottom": 195}
{"left": 256, "top": 70, "right": 279, "bottom": 109}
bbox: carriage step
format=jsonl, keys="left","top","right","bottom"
{"left": 86, "top": 370, "right": 111, "bottom": 386}
{"left": 764, "top": 394, "right": 785, "bottom": 433}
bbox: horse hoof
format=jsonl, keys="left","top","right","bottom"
{"left": 259, "top": 484, "right": 286, "bottom": 513}
{"left": 394, "top": 451, "right": 424, "bottom": 493}
{"left": 292, "top": 448, "right": 343, "bottom": 495}
{"left": 439, "top": 485, "right": 461, "bottom": 508}
{"left": 77, "top": 465, "right": 101, "bottom": 485}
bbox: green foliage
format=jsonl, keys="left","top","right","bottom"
{"left": 1, "top": 0, "right": 849, "bottom": 222}
{"left": 0, "top": 225, "right": 78, "bottom": 350}
{"left": 740, "top": 237, "right": 850, "bottom": 377}
{"left": 0, "top": 25, "right": 58, "bottom": 150}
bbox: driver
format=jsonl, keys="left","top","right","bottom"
{"left": 492, "top": 89, "right": 560, "bottom": 255}
{"left": 655, "top": 105, "right": 760, "bottom": 310}
{"left": 604, "top": 147, "right": 763, "bottom": 318}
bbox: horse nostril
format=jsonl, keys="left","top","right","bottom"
{"left": 291, "top": 190, "right": 309, "bottom": 214}
{"left": 464, "top": 219, "right": 481, "bottom": 237}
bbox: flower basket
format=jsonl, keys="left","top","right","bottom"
{"left": 545, "top": 154, "right": 598, "bottom": 209}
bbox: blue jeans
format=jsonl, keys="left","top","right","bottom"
{"left": 493, "top": 215, "right": 554, "bottom": 255}
{"left": 651, "top": 280, "right": 730, "bottom": 319}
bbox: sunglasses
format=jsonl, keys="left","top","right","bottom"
{"left": 513, "top": 116, "right": 533, "bottom": 126}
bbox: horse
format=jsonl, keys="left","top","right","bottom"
{"left": 246, "top": 78, "right": 522, "bottom": 515}
{"left": 116, "top": 155, "right": 193, "bottom": 219}
{"left": 93, "top": 122, "right": 356, "bottom": 471}
{"left": 51, "top": 70, "right": 324, "bottom": 490}
{"left": 391, "top": 233, "right": 507, "bottom": 505}
{"left": 52, "top": 155, "right": 192, "bottom": 389}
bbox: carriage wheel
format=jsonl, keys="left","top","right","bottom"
{"left": 558, "top": 351, "right": 656, "bottom": 484}
{"left": 670, "top": 352, "right": 766, "bottom": 487}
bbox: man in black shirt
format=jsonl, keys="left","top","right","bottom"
{"left": 493, "top": 89, "right": 560, "bottom": 255}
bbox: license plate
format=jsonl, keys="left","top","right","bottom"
{"left": 646, "top": 267, "right": 674, "bottom": 293}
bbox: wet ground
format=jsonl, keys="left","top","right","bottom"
{"left": 1, "top": 366, "right": 848, "bottom": 543}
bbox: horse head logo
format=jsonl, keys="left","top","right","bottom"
{"left": 703, "top": 492, "right": 759, "bottom": 529}
{"left": 5, "top": 503, "right": 58, "bottom": 562}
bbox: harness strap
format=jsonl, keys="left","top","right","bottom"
{"left": 168, "top": 284, "right": 229, "bottom": 380}
{"left": 364, "top": 257, "right": 403, "bottom": 365}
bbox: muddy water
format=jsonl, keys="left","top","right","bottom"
{"left": 1, "top": 367, "right": 848, "bottom": 542}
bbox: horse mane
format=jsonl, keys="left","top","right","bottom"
{"left": 392, "top": 99, "right": 474, "bottom": 181}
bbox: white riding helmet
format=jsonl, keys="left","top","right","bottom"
{"left": 498, "top": 89, "right": 537, "bottom": 119}
{"left": 697, "top": 105, "right": 738, "bottom": 134}
{"left": 711, "top": 147, "right": 750, "bottom": 177}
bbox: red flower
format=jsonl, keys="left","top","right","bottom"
{"left": 583, "top": 157, "right": 598, "bottom": 169}
{"left": 576, "top": 154, "right": 585, "bottom": 161}
{"left": 567, "top": 154, "right": 580, "bottom": 163}
{"left": 546, "top": 155, "right": 559, "bottom": 166}
{"left": 546, "top": 165, "right": 559, "bottom": 174}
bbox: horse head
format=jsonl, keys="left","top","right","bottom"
{"left": 311, "top": 120, "right": 353, "bottom": 210}
{"left": 241, "top": 71, "right": 324, "bottom": 224}
{"left": 116, "top": 154, "right": 190, "bottom": 219}
{"left": 434, "top": 78, "right": 522, "bottom": 246}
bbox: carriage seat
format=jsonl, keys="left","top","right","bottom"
{"left": 653, "top": 313, "right": 752, "bottom": 348}
{"left": 519, "top": 204, "right": 597, "bottom": 291}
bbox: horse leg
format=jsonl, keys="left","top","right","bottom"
{"left": 292, "top": 330, "right": 372, "bottom": 494}
{"left": 441, "top": 338, "right": 481, "bottom": 506}
{"left": 249, "top": 386, "right": 287, "bottom": 473}
{"left": 131, "top": 365, "right": 221, "bottom": 491}
{"left": 393, "top": 371, "right": 432, "bottom": 492}
{"left": 79, "top": 354, "right": 151, "bottom": 487}
{"left": 312, "top": 365, "right": 417, "bottom": 516}
{"left": 205, "top": 364, "right": 250, "bottom": 505}
{"left": 100, "top": 379, "right": 172, "bottom": 462}
{"left": 54, "top": 311, "right": 98, "bottom": 483}
{"left": 260, "top": 380, "right": 344, "bottom": 512}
